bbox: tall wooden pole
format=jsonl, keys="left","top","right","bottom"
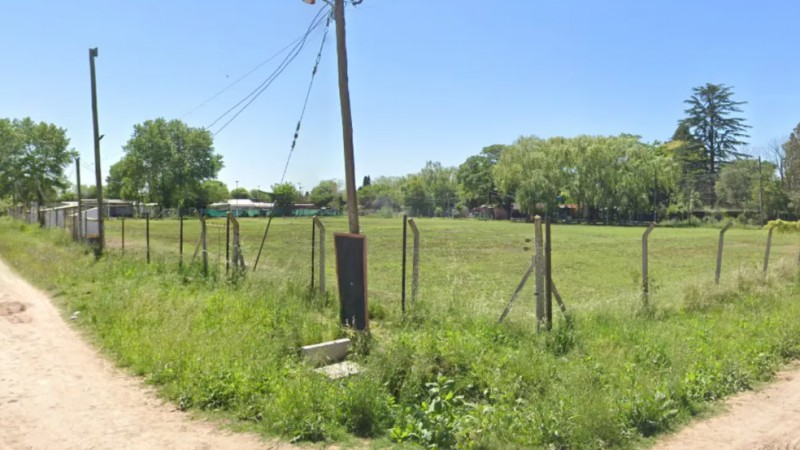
{"left": 334, "top": 0, "right": 360, "bottom": 234}
{"left": 75, "top": 157, "right": 83, "bottom": 241}
{"left": 89, "top": 47, "right": 104, "bottom": 253}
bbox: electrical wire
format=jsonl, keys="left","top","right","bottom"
{"left": 206, "top": 6, "right": 330, "bottom": 136}
{"left": 181, "top": 31, "right": 321, "bottom": 120}
{"left": 252, "top": 14, "right": 332, "bottom": 272}
{"left": 280, "top": 14, "right": 331, "bottom": 183}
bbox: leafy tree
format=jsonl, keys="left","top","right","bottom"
{"left": 495, "top": 135, "right": 678, "bottom": 222}
{"left": 186, "top": 180, "right": 228, "bottom": 209}
{"left": 715, "top": 159, "right": 785, "bottom": 219}
{"left": 249, "top": 188, "right": 269, "bottom": 202}
{"left": 110, "top": 118, "right": 222, "bottom": 210}
{"left": 419, "top": 161, "right": 458, "bottom": 216}
{"left": 0, "top": 118, "right": 75, "bottom": 214}
{"left": 230, "top": 187, "right": 249, "bottom": 199}
{"left": 784, "top": 124, "right": 800, "bottom": 212}
{"left": 457, "top": 150, "right": 496, "bottom": 209}
{"left": 680, "top": 83, "right": 750, "bottom": 175}
{"left": 270, "top": 182, "right": 299, "bottom": 216}
{"left": 358, "top": 176, "right": 403, "bottom": 211}
{"left": 402, "top": 175, "right": 432, "bottom": 216}
{"left": 310, "top": 179, "right": 340, "bottom": 208}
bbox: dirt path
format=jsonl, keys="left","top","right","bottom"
{"left": 652, "top": 361, "right": 800, "bottom": 450}
{"left": 0, "top": 257, "right": 292, "bottom": 450}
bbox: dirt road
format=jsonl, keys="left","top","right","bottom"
{"left": 0, "top": 257, "right": 289, "bottom": 450}
{"left": 652, "top": 361, "right": 800, "bottom": 449}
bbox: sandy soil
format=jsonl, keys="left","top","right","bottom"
{"left": 652, "top": 361, "right": 800, "bottom": 450}
{"left": 0, "top": 256, "right": 292, "bottom": 450}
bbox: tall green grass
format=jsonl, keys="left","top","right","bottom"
{"left": 1, "top": 216, "right": 799, "bottom": 448}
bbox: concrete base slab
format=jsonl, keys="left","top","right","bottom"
{"left": 301, "top": 338, "right": 350, "bottom": 366}
{"left": 314, "top": 361, "right": 363, "bottom": 379}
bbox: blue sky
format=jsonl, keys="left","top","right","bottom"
{"left": 2, "top": 0, "right": 799, "bottom": 194}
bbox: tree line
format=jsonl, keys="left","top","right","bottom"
{"left": 2, "top": 83, "right": 800, "bottom": 222}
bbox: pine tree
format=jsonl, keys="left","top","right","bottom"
{"left": 680, "top": 83, "right": 750, "bottom": 175}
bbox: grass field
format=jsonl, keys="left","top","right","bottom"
{"left": 1, "top": 216, "right": 799, "bottom": 448}
{"left": 103, "top": 216, "right": 799, "bottom": 320}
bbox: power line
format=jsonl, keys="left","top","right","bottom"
{"left": 253, "top": 16, "right": 332, "bottom": 272}
{"left": 206, "top": 6, "right": 331, "bottom": 136}
{"left": 181, "top": 10, "right": 329, "bottom": 120}
{"left": 280, "top": 14, "right": 331, "bottom": 183}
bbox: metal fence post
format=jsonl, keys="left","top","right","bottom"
{"left": 715, "top": 222, "right": 733, "bottom": 285}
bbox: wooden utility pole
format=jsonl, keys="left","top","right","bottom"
{"left": 75, "top": 157, "right": 83, "bottom": 241}
{"left": 89, "top": 47, "right": 105, "bottom": 253}
{"left": 334, "top": 0, "right": 360, "bottom": 234}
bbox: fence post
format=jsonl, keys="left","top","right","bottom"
{"left": 544, "top": 216, "right": 553, "bottom": 331}
{"left": 226, "top": 212, "right": 231, "bottom": 275}
{"left": 534, "top": 215, "right": 545, "bottom": 329}
{"left": 231, "top": 214, "right": 242, "bottom": 272}
{"left": 179, "top": 208, "right": 184, "bottom": 267}
{"left": 121, "top": 217, "right": 125, "bottom": 255}
{"left": 146, "top": 213, "right": 151, "bottom": 264}
{"left": 313, "top": 216, "right": 326, "bottom": 295}
{"left": 408, "top": 218, "right": 420, "bottom": 302}
{"left": 642, "top": 222, "right": 656, "bottom": 306}
{"left": 763, "top": 224, "right": 775, "bottom": 274}
{"left": 201, "top": 215, "right": 208, "bottom": 276}
{"left": 311, "top": 218, "right": 316, "bottom": 290}
{"left": 715, "top": 222, "right": 733, "bottom": 285}
{"left": 401, "top": 214, "right": 408, "bottom": 315}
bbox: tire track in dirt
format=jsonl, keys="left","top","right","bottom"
{"left": 652, "top": 361, "right": 800, "bottom": 450}
{"left": 0, "top": 256, "right": 294, "bottom": 450}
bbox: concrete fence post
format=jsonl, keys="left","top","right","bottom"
{"left": 201, "top": 215, "right": 208, "bottom": 276}
{"left": 642, "top": 222, "right": 656, "bottom": 306}
{"left": 715, "top": 222, "right": 733, "bottom": 285}
{"left": 534, "top": 215, "right": 545, "bottom": 329}
{"left": 763, "top": 224, "right": 775, "bottom": 274}
{"left": 408, "top": 218, "right": 420, "bottom": 303}
{"left": 313, "top": 217, "right": 326, "bottom": 295}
